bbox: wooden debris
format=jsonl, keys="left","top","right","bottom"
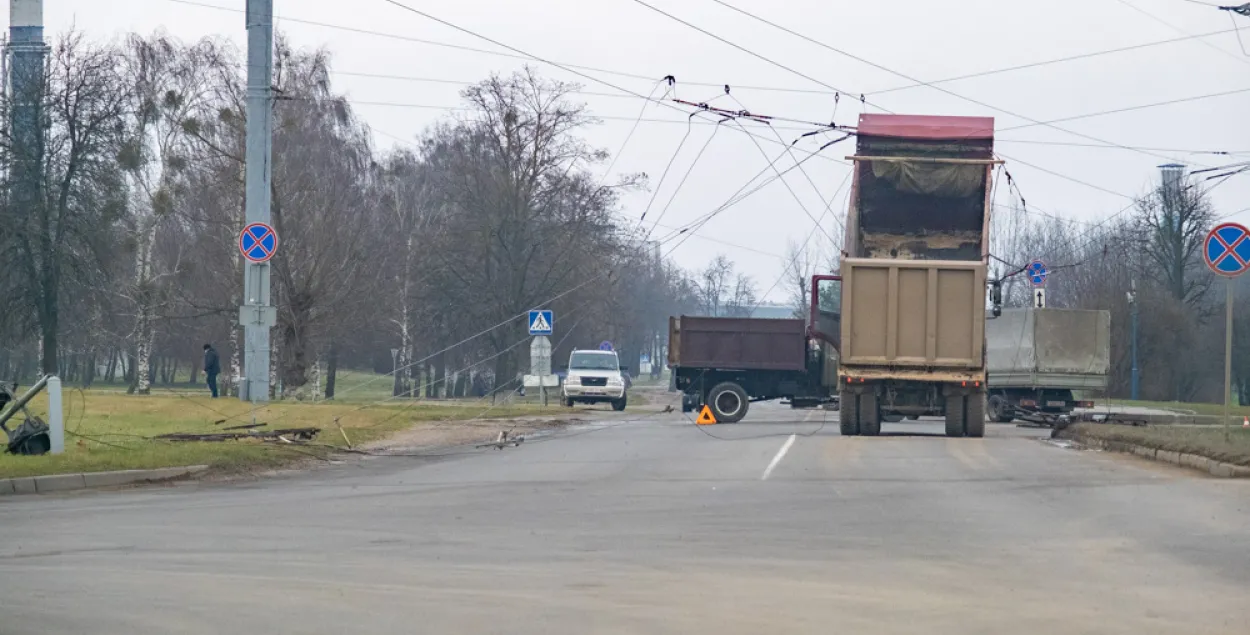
{"left": 221, "top": 423, "right": 267, "bottom": 431}
{"left": 155, "top": 427, "right": 320, "bottom": 443}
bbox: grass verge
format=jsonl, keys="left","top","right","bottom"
{"left": 1, "top": 389, "right": 564, "bottom": 479}
{"left": 1063, "top": 423, "right": 1250, "bottom": 467}
{"left": 1098, "top": 399, "right": 1250, "bottom": 419}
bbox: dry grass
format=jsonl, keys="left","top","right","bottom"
{"left": 0, "top": 388, "right": 563, "bottom": 479}
{"left": 1064, "top": 423, "right": 1250, "bottom": 467}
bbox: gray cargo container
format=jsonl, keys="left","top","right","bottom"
{"left": 984, "top": 308, "right": 1110, "bottom": 422}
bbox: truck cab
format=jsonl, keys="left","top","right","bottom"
{"left": 561, "top": 349, "right": 628, "bottom": 411}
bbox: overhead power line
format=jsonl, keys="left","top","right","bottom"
{"left": 175, "top": 0, "right": 1248, "bottom": 158}
{"left": 173, "top": 0, "right": 1250, "bottom": 99}
{"left": 701, "top": 0, "right": 1214, "bottom": 168}
{"left": 1112, "top": 0, "right": 1250, "bottom": 66}
{"left": 996, "top": 86, "right": 1250, "bottom": 132}
{"left": 627, "top": 0, "right": 878, "bottom": 108}
{"left": 869, "top": 23, "right": 1250, "bottom": 95}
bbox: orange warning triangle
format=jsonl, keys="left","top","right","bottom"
{"left": 696, "top": 405, "right": 717, "bottom": 425}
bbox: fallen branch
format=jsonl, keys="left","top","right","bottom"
{"left": 155, "top": 427, "right": 320, "bottom": 443}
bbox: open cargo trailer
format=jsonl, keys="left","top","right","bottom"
{"left": 985, "top": 308, "right": 1111, "bottom": 424}
{"left": 834, "top": 114, "right": 997, "bottom": 438}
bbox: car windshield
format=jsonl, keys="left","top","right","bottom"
{"left": 569, "top": 352, "right": 617, "bottom": 371}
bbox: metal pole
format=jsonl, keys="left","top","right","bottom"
{"left": 8, "top": 0, "right": 46, "bottom": 238}
{"left": 240, "top": 0, "right": 274, "bottom": 403}
{"left": 1131, "top": 297, "right": 1139, "bottom": 401}
{"left": 1225, "top": 277, "right": 1234, "bottom": 441}
{"left": 47, "top": 375, "right": 62, "bottom": 454}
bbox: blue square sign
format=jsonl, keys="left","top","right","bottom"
{"left": 528, "top": 310, "right": 553, "bottom": 335}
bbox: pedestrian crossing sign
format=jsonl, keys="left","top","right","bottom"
{"left": 528, "top": 310, "right": 553, "bottom": 335}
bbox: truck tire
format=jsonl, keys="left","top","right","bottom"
{"left": 859, "top": 393, "right": 881, "bottom": 436}
{"left": 966, "top": 392, "right": 986, "bottom": 438}
{"left": 564, "top": 398, "right": 574, "bottom": 408}
{"left": 988, "top": 394, "right": 1013, "bottom": 423}
{"left": 707, "top": 382, "right": 749, "bottom": 423}
{"left": 611, "top": 395, "right": 627, "bottom": 412}
{"left": 945, "top": 395, "right": 966, "bottom": 438}
{"left": 839, "top": 390, "right": 859, "bottom": 436}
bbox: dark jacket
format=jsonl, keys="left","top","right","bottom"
{"left": 204, "top": 347, "right": 221, "bottom": 375}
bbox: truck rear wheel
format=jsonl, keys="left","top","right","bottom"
{"left": 966, "top": 393, "right": 986, "bottom": 438}
{"left": 839, "top": 390, "right": 859, "bottom": 436}
{"left": 859, "top": 394, "right": 881, "bottom": 436}
{"left": 945, "top": 395, "right": 966, "bottom": 438}
{"left": 988, "top": 394, "right": 1013, "bottom": 423}
{"left": 707, "top": 382, "right": 749, "bottom": 423}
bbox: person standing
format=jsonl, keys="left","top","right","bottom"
{"left": 203, "top": 343, "right": 221, "bottom": 398}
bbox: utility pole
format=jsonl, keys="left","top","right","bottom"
{"left": 7, "top": 0, "right": 46, "bottom": 251}
{"left": 239, "top": 0, "right": 276, "bottom": 402}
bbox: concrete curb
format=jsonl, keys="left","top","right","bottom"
{"left": 1075, "top": 437, "right": 1250, "bottom": 478}
{"left": 0, "top": 465, "right": 209, "bottom": 497}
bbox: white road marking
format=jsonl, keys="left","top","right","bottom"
{"left": 761, "top": 434, "right": 797, "bottom": 481}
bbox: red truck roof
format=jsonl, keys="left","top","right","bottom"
{"left": 857, "top": 114, "right": 995, "bottom": 141}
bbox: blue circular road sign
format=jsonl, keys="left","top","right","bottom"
{"left": 239, "top": 222, "right": 278, "bottom": 263}
{"left": 1205, "top": 222, "right": 1250, "bottom": 277}
{"left": 1027, "top": 259, "right": 1048, "bottom": 287}
{"left": 599, "top": 341, "right": 614, "bottom": 351}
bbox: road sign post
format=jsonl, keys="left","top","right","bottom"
{"left": 526, "top": 311, "right": 556, "bottom": 405}
{"left": 1027, "top": 260, "right": 1048, "bottom": 287}
{"left": 240, "top": 0, "right": 274, "bottom": 404}
{"left": 238, "top": 221, "right": 278, "bottom": 403}
{"left": 1203, "top": 222, "right": 1250, "bottom": 440}
{"left": 529, "top": 336, "right": 553, "bottom": 406}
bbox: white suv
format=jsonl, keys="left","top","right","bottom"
{"left": 562, "top": 349, "right": 628, "bottom": 411}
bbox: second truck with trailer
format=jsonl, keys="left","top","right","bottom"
{"left": 669, "top": 113, "right": 998, "bottom": 437}
{"left": 985, "top": 307, "right": 1111, "bottom": 424}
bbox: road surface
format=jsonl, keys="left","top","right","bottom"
{"left": 4, "top": 400, "right": 1250, "bottom": 634}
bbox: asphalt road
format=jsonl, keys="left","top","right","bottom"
{"left": 4, "top": 398, "right": 1250, "bottom": 634}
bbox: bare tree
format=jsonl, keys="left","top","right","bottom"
{"left": 697, "top": 255, "right": 733, "bottom": 316}
{"left": 0, "top": 34, "right": 128, "bottom": 375}
{"left": 783, "top": 239, "right": 819, "bottom": 318}
{"left": 420, "top": 68, "right": 624, "bottom": 393}
{"left": 1136, "top": 175, "right": 1216, "bottom": 308}
{"left": 117, "top": 34, "right": 229, "bottom": 393}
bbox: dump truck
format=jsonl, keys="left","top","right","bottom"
{"left": 669, "top": 113, "right": 997, "bottom": 436}
{"left": 836, "top": 113, "right": 997, "bottom": 437}
{"left": 985, "top": 308, "right": 1111, "bottom": 424}
{"left": 668, "top": 314, "right": 836, "bottom": 422}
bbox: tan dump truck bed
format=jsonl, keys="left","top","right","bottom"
{"left": 838, "top": 258, "right": 987, "bottom": 382}
{"left": 986, "top": 308, "right": 1110, "bottom": 391}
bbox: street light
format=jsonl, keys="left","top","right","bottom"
{"left": 1127, "top": 281, "right": 1139, "bottom": 401}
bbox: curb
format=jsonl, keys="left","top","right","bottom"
{"left": 0, "top": 465, "right": 209, "bottom": 497}
{"left": 1074, "top": 437, "right": 1250, "bottom": 478}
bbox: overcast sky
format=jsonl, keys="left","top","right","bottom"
{"left": 10, "top": 0, "right": 1250, "bottom": 301}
